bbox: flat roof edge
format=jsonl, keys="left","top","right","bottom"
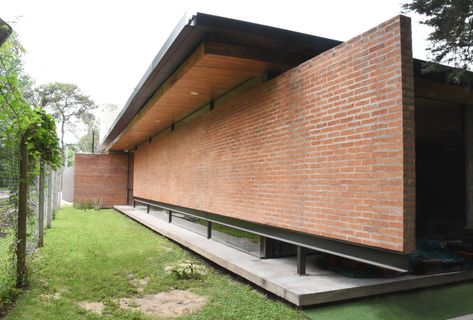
{"left": 98, "top": 13, "right": 342, "bottom": 153}
{"left": 98, "top": 13, "right": 196, "bottom": 153}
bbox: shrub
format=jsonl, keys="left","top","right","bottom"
{"left": 92, "top": 197, "right": 102, "bottom": 211}
{"left": 73, "top": 197, "right": 102, "bottom": 211}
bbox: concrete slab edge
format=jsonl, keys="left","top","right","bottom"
{"left": 114, "top": 206, "right": 473, "bottom": 307}
{"left": 114, "top": 206, "right": 301, "bottom": 305}
{"left": 299, "top": 270, "right": 473, "bottom": 305}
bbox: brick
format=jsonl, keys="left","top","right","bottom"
{"left": 74, "top": 153, "right": 129, "bottom": 208}
{"left": 127, "top": 16, "right": 416, "bottom": 253}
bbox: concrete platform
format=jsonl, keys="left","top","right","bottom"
{"left": 114, "top": 205, "right": 473, "bottom": 306}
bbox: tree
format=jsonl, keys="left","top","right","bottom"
{"left": 36, "top": 83, "right": 96, "bottom": 158}
{"left": 65, "top": 144, "right": 78, "bottom": 167}
{"left": 77, "top": 112, "right": 99, "bottom": 153}
{"left": 403, "top": 0, "right": 473, "bottom": 83}
{"left": 75, "top": 104, "right": 119, "bottom": 154}
{"left": 0, "top": 32, "right": 61, "bottom": 288}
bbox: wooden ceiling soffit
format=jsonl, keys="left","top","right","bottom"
{"left": 415, "top": 78, "right": 473, "bottom": 105}
{"left": 110, "top": 41, "right": 292, "bottom": 151}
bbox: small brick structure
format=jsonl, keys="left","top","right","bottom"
{"left": 74, "top": 153, "right": 129, "bottom": 208}
{"left": 132, "top": 16, "right": 415, "bottom": 253}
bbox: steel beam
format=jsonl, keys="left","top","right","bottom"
{"left": 132, "top": 197, "right": 410, "bottom": 272}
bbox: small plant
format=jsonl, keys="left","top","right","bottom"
{"left": 167, "top": 261, "right": 206, "bottom": 280}
{"left": 73, "top": 197, "right": 102, "bottom": 211}
{"left": 92, "top": 197, "right": 102, "bottom": 211}
{"left": 73, "top": 200, "right": 93, "bottom": 211}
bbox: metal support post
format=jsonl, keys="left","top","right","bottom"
{"left": 207, "top": 221, "right": 212, "bottom": 239}
{"left": 297, "top": 246, "right": 306, "bottom": 275}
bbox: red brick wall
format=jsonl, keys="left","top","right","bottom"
{"left": 133, "top": 16, "right": 415, "bottom": 253}
{"left": 74, "top": 153, "right": 129, "bottom": 208}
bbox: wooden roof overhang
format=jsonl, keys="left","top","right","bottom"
{"left": 110, "top": 41, "right": 303, "bottom": 150}
{"left": 99, "top": 13, "right": 341, "bottom": 152}
{"left": 414, "top": 59, "right": 473, "bottom": 105}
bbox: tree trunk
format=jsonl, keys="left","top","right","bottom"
{"left": 16, "top": 136, "right": 29, "bottom": 288}
{"left": 38, "top": 162, "right": 45, "bottom": 247}
{"left": 60, "top": 115, "right": 65, "bottom": 160}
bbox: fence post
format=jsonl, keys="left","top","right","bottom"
{"left": 47, "top": 168, "right": 52, "bottom": 229}
{"left": 57, "top": 170, "right": 62, "bottom": 211}
{"left": 38, "top": 162, "right": 45, "bottom": 247}
{"left": 52, "top": 171, "right": 56, "bottom": 218}
{"left": 53, "top": 170, "right": 61, "bottom": 214}
{"left": 57, "top": 170, "right": 62, "bottom": 210}
{"left": 16, "top": 136, "right": 29, "bottom": 288}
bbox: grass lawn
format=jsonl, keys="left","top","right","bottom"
{"left": 303, "top": 280, "right": 473, "bottom": 320}
{"left": 0, "top": 231, "right": 15, "bottom": 308}
{"left": 0, "top": 200, "right": 17, "bottom": 309}
{"left": 5, "top": 206, "right": 473, "bottom": 320}
{"left": 4, "top": 207, "right": 301, "bottom": 320}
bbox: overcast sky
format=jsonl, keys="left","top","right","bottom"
{"left": 3, "top": 0, "right": 431, "bottom": 142}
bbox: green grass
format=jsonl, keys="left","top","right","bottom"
{"left": 4, "top": 207, "right": 301, "bottom": 320}
{"left": 0, "top": 231, "right": 15, "bottom": 308}
{"left": 5, "top": 206, "right": 473, "bottom": 320}
{"left": 303, "top": 281, "right": 473, "bottom": 320}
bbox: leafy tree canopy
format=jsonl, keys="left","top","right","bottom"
{"left": 27, "top": 108, "right": 62, "bottom": 170}
{"left": 0, "top": 32, "right": 62, "bottom": 173}
{"left": 36, "top": 82, "right": 96, "bottom": 156}
{"left": 77, "top": 111, "right": 99, "bottom": 153}
{"left": 403, "top": 0, "right": 473, "bottom": 83}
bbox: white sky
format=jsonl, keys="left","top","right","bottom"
{"left": 3, "top": 0, "right": 431, "bottom": 143}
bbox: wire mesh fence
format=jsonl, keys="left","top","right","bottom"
{"left": 0, "top": 157, "right": 62, "bottom": 303}
{"left": 0, "top": 142, "right": 19, "bottom": 302}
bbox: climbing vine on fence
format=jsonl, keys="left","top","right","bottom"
{"left": 0, "top": 30, "right": 62, "bottom": 291}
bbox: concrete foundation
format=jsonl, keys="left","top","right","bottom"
{"left": 114, "top": 205, "right": 473, "bottom": 306}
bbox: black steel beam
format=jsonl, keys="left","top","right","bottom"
{"left": 133, "top": 197, "right": 410, "bottom": 272}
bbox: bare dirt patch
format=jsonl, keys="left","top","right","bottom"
{"left": 78, "top": 301, "right": 105, "bottom": 315}
{"left": 41, "top": 291, "right": 61, "bottom": 301}
{"left": 119, "top": 290, "right": 207, "bottom": 318}
{"left": 128, "top": 273, "right": 150, "bottom": 293}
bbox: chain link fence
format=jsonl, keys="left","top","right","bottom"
{"left": 0, "top": 154, "right": 62, "bottom": 304}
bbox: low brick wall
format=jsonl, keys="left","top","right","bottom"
{"left": 74, "top": 153, "right": 129, "bottom": 208}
